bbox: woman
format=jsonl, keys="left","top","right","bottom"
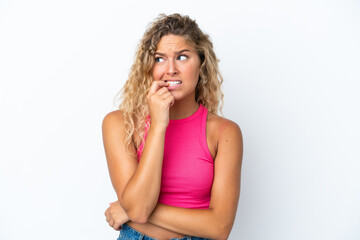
{"left": 103, "top": 13, "right": 243, "bottom": 240}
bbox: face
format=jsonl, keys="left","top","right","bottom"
{"left": 151, "top": 34, "right": 201, "bottom": 101}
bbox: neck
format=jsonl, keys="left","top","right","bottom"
{"left": 169, "top": 98, "right": 199, "bottom": 120}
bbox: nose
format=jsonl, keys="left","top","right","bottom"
{"left": 167, "top": 59, "right": 178, "bottom": 76}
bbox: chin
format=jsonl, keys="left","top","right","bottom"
{"left": 171, "top": 95, "right": 182, "bottom": 101}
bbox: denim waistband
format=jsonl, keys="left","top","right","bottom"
{"left": 119, "top": 223, "right": 211, "bottom": 240}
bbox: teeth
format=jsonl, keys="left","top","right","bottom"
{"left": 167, "top": 81, "right": 181, "bottom": 86}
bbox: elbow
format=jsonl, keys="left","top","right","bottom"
{"left": 216, "top": 232, "right": 231, "bottom": 240}
{"left": 119, "top": 195, "right": 155, "bottom": 224}
{"left": 214, "top": 228, "right": 231, "bottom": 240}
{"left": 126, "top": 209, "right": 149, "bottom": 224}
{"left": 119, "top": 199, "right": 151, "bottom": 224}
{"left": 212, "top": 220, "right": 233, "bottom": 240}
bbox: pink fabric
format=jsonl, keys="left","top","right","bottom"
{"left": 136, "top": 104, "right": 214, "bottom": 209}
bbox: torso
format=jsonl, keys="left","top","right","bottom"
{"left": 128, "top": 112, "right": 221, "bottom": 240}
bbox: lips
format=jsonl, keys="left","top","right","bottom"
{"left": 164, "top": 80, "right": 182, "bottom": 90}
{"left": 165, "top": 80, "right": 182, "bottom": 86}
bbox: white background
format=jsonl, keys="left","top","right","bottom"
{"left": 0, "top": 0, "right": 359, "bottom": 239}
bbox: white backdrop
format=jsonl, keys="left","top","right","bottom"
{"left": 0, "top": 0, "right": 359, "bottom": 239}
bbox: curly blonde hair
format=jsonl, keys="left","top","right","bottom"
{"left": 114, "top": 13, "right": 224, "bottom": 155}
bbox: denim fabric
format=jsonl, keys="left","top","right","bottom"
{"left": 117, "top": 223, "right": 212, "bottom": 240}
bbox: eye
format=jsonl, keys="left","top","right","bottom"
{"left": 177, "top": 55, "right": 188, "bottom": 61}
{"left": 155, "top": 57, "right": 164, "bottom": 63}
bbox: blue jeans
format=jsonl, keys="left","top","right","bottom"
{"left": 117, "top": 223, "right": 212, "bottom": 240}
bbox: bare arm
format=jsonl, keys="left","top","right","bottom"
{"left": 105, "top": 117, "right": 243, "bottom": 239}
{"left": 103, "top": 80, "right": 173, "bottom": 223}
{"left": 147, "top": 120, "right": 243, "bottom": 240}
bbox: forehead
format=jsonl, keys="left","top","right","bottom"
{"left": 156, "top": 34, "right": 195, "bottom": 52}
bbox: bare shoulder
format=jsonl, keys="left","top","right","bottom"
{"left": 206, "top": 112, "right": 242, "bottom": 161}
{"left": 207, "top": 112, "right": 243, "bottom": 143}
{"left": 102, "top": 110, "right": 138, "bottom": 160}
{"left": 103, "top": 110, "right": 125, "bottom": 124}
{"left": 102, "top": 110, "right": 125, "bottom": 131}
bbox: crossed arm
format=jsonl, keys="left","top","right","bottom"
{"left": 102, "top": 111, "right": 243, "bottom": 240}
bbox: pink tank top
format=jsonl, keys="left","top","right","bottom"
{"left": 136, "top": 104, "right": 214, "bottom": 209}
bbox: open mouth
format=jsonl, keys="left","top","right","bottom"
{"left": 165, "top": 80, "right": 182, "bottom": 86}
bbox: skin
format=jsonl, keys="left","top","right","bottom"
{"left": 152, "top": 34, "right": 201, "bottom": 120}
{"left": 103, "top": 34, "right": 243, "bottom": 240}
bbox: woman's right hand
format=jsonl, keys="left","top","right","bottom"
{"left": 146, "top": 80, "right": 174, "bottom": 129}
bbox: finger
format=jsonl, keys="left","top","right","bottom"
{"left": 163, "top": 93, "right": 174, "bottom": 103}
{"left": 155, "top": 87, "right": 171, "bottom": 96}
{"left": 114, "top": 222, "right": 122, "bottom": 231}
{"left": 168, "top": 98, "right": 175, "bottom": 108}
{"left": 148, "top": 81, "right": 168, "bottom": 96}
{"left": 109, "top": 219, "right": 114, "bottom": 227}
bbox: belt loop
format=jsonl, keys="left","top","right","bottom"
{"left": 139, "top": 234, "right": 144, "bottom": 240}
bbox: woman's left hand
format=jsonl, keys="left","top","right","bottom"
{"left": 105, "top": 201, "right": 130, "bottom": 231}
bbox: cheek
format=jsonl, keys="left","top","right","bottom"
{"left": 182, "top": 65, "right": 199, "bottom": 77}
{"left": 189, "top": 66, "right": 200, "bottom": 81}
{"left": 151, "top": 66, "right": 161, "bottom": 79}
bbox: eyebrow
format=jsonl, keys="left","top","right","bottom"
{"left": 154, "top": 49, "right": 191, "bottom": 56}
